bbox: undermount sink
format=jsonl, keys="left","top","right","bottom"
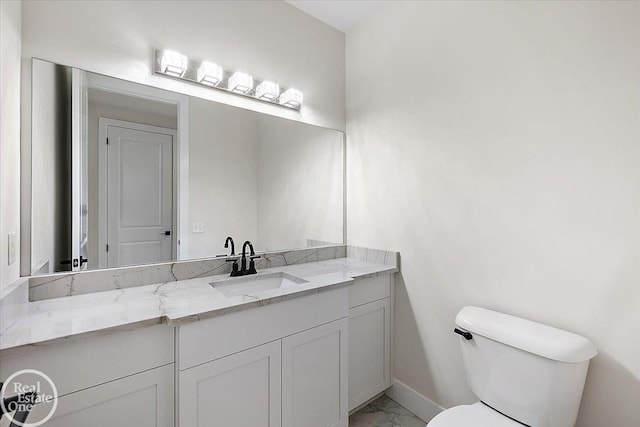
{"left": 210, "top": 272, "right": 308, "bottom": 298}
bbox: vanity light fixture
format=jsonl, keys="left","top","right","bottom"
{"left": 255, "top": 81, "right": 280, "bottom": 101}
{"left": 227, "top": 72, "right": 253, "bottom": 94}
{"left": 160, "top": 49, "right": 188, "bottom": 77}
{"left": 197, "top": 61, "right": 223, "bottom": 86}
{"left": 279, "top": 88, "right": 303, "bottom": 108}
{"left": 154, "top": 49, "right": 303, "bottom": 110}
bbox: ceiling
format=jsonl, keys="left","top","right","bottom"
{"left": 285, "top": 0, "right": 387, "bottom": 33}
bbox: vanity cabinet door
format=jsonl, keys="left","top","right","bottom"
{"left": 25, "top": 364, "right": 174, "bottom": 427}
{"left": 348, "top": 298, "right": 392, "bottom": 411}
{"left": 282, "top": 318, "right": 348, "bottom": 427}
{"left": 179, "top": 340, "right": 281, "bottom": 427}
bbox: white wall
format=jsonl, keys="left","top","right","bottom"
{"left": 188, "top": 97, "right": 258, "bottom": 258}
{"left": 257, "top": 116, "right": 344, "bottom": 251}
{"left": 188, "top": 98, "right": 344, "bottom": 257}
{"left": 346, "top": 1, "right": 640, "bottom": 425}
{"left": 19, "top": 0, "right": 345, "bottom": 272}
{"left": 21, "top": 0, "right": 345, "bottom": 130}
{"left": 0, "top": 0, "right": 22, "bottom": 297}
{"left": 30, "top": 60, "right": 72, "bottom": 275}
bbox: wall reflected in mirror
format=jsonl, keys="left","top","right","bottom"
{"left": 30, "top": 59, "right": 344, "bottom": 275}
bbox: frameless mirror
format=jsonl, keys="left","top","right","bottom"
{"left": 28, "top": 59, "right": 344, "bottom": 275}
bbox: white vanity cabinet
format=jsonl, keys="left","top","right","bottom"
{"left": 28, "top": 364, "right": 174, "bottom": 427}
{"left": 0, "top": 325, "right": 175, "bottom": 427}
{"left": 282, "top": 318, "right": 349, "bottom": 427}
{"left": 347, "top": 274, "right": 393, "bottom": 411}
{"left": 179, "top": 340, "right": 281, "bottom": 427}
{"left": 177, "top": 287, "right": 349, "bottom": 427}
{"left": 0, "top": 271, "right": 395, "bottom": 427}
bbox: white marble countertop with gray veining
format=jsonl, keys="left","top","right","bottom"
{"left": 0, "top": 257, "right": 397, "bottom": 351}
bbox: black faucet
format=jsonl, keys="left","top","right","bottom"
{"left": 224, "top": 236, "right": 235, "bottom": 255}
{"left": 239, "top": 240, "right": 260, "bottom": 276}
{"left": 224, "top": 237, "right": 241, "bottom": 276}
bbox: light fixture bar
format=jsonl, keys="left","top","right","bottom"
{"left": 153, "top": 49, "right": 302, "bottom": 110}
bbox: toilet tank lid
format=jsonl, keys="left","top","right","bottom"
{"left": 455, "top": 306, "right": 597, "bottom": 363}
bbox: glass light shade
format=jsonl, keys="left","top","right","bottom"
{"left": 197, "top": 61, "right": 223, "bottom": 86}
{"left": 227, "top": 72, "right": 253, "bottom": 94}
{"left": 279, "top": 88, "right": 303, "bottom": 108}
{"left": 160, "top": 50, "right": 188, "bottom": 77}
{"left": 255, "top": 81, "right": 280, "bottom": 101}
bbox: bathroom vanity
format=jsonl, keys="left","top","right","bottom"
{"left": 0, "top": 248, "right": 396, "bottom": 427}
{"left": 0, "top": 56, "right": 395, "bottom": 427}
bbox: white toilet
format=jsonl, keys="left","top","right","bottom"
{"left": 429, "top": 306, "right": 597, "bottom": 427}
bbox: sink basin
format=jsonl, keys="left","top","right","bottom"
{"left": 210, "top": 272, "right": 308, "bottom": 298}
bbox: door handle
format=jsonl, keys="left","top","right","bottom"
{"left": 60, "top": 259, "right": 80, "bottom": 268}
{"left": 163, "top": 230, "right": 171, "bottom": 236}
{"left": 61, "top": 257, "right": 88, "bottom": 267}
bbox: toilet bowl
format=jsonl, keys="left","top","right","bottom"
{"left": 426, "top": 306, "right": 597, "bottom": 427}
{"left": 428, "top": 402, "right": 521, "bottom": 426}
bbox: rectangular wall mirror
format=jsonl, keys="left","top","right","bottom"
{"left": 28, "top": 59, "right": 345, "bottom": 275}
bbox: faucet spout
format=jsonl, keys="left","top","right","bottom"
{"left": 224, "top": 236, "right": 235, "bottom": 255}
{"left": 239, "top": 241, "right": 258, "bottom": 275}
{"left": 242, "top": 240, "right": 255, "bottom": 257}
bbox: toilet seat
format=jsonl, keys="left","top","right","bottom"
{"left": 428, "top": 402, "right": 523, "bottom": 427}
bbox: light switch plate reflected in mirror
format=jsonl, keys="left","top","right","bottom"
{"left": 192, "top": 223, "right": 204, "bottom": 233}
{"left": 8, "top": 232, "right": 17, "bottom": 265}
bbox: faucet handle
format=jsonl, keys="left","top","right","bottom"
{"left": 247, "top": 257, "right": 259, "bottom": 274}
{"left": 227, "top": 258, "right": 241, "bottom": 276}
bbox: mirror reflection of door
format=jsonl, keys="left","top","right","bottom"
{"left": 99, "top": 120, "right": 175, "bottom": 268}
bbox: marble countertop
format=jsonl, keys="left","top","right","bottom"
{"left": 0, "top": 257, "right": 397, "bottom": 351}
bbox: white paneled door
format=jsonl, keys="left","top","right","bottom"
{"left": 348, "top": 298, "right": 392, "bottom": 410}
{"left": 28, "top": 365, "right": 174, "bottom": 427}
{"left": 179, "top": 340, "right": 282, "bottom": 427}
{"left": 101, "top": 120, "right": 175, "bottom": 268}
{"left": 282, "top": 319, "right": 349, "bottom": 427}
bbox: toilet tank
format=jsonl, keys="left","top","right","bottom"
{"left": 455, "top": 306, "right": 597, "bottom": 427}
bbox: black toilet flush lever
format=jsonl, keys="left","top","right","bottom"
{"left": 454, "top": 328, "right": 473, "bottom": 340}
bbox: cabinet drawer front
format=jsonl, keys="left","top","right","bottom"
{"left": 282, "top": 318, "right": 348, "bottom": 427}
{"left": 348, "top": 274, "right": 391, "bottom": 308}
{"left": 179, "top": 287, "right": 348, "bottom": 370}
{"left": 179, "top": 341, "right": 281, "bottom": 427}
{"left": 348, "top": 298, "right": 392, "bottom": 410}
{"left": 0, "top": 324, "right": 174, "bottom": 396}
{"left": 27, "top": 364, "right": 174, "bottom": 427}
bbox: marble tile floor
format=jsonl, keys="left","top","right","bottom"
{"left": 349, "top": 395, "right": 426, "bottom": 427}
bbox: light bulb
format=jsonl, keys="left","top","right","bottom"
{"left": 228, "top": 72, "right": 253, "bottom": 94}
{"left": 279, "top": 88, "right": 303, "bottom": 108}
{"left": 160, "top": 49, "right": 188, "bottom": 77}
{"left": 255, "top": 81, "right": 280, "bottom": 101}
{"left": 197, "top": 61, "right": 223, "bottom": 86}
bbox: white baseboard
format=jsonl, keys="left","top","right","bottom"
{"left": 385, "top": 379, "right": 444, "bottom": 424}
